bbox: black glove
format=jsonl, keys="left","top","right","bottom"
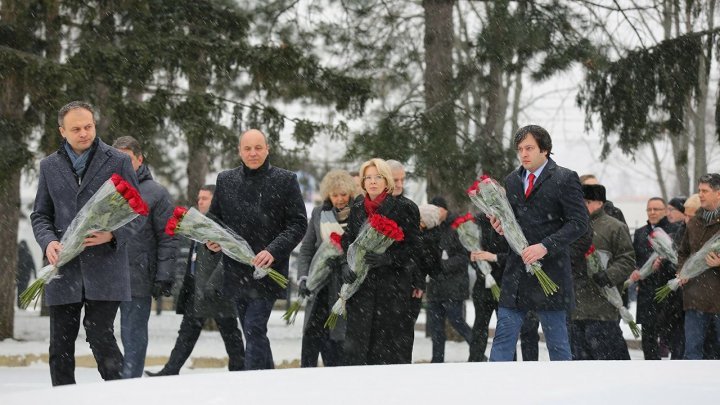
{"left": 364, "top": 252, "right": 393, "bottom": 268}
{"left": 341, "top": 263, "right": 357, "bottom": 284}
{"left": 152, "top": 280, "right": 173, "bottom": 298}
{"left": 298, "top": 280, "right": 311, "bottom": 298}
{"left": 591, "top": 271, "right": 613, "bottom": 288}
{"left": 326, "top": 256, "right": 344, "bottom": 272}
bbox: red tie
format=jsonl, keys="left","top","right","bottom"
{"left": 525, "top": 173, "right": 535, "bottom": 199}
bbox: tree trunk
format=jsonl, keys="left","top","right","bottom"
{"left": 650, "top": 143, "right": 668, "bottom": 200}
{"left": 693, "top": 0, "right": 715, "bottom": 184}
{"left": 423, "top": 0, "right": 458, "bottom": 208}
{"left": 185, "top": 67, "right": 211, "bottom": 206}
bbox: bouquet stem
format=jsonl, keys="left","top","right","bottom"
{"left": 266, "top": 270, "right": 289, "bottom": 289}
{"left": 628, "top": 321, "right": 641, "bottom": 339}
{"left": 282, "top": 300, "right": 302, "bottom": 325}
{"left": 531, "top": 265, "right": 559, "bottom": 296}
{"left": 490, "top": 284, "right": 501, "bottom": 302}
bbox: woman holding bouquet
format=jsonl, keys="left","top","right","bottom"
{"left": 296, "top": 170, "right": 356, "bottom": 367}
{"left": 341, "top": 158, "right": 420, "bottom": 365}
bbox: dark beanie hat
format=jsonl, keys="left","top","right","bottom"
{"left": 668, "top": 197, "right": 686, "bottom": 213}
{"left": 582, "top": 184, "right": 606, "bottom": 202}
{"left": 429, "top": 196, "right": 448, "bottom": 210}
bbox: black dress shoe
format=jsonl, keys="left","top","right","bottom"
{"left": 144, "top": 369, "right": 173, "bottom": 377}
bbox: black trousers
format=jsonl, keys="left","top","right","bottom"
{"left": 163, "top": 316, "right": 245, "bottom": 374}
{"left": 343, "top": 272, "right": 408, "bottom": 365}
{"left": 469, "top": 290, "right": 496, "bottom": 362}
{"left": 570, "top": 319, "right": 630, "bottom": 360}
{"left": 301, "top": 286, "right": 343, "bottom": 367}
{"left": 396, "top": 296, "right": 422, "bottom": 364}
{"left": 49, "top": 300, "right": 123, "bottom": 386}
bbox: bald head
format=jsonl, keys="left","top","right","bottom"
{"left": 238, "top": 129, "right": 270, "bottom": 169}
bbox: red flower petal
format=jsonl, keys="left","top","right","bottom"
{"left": 174, "top": 206, "right": 188, "bottom": 219}
{"left": 165, "top": 217, "right": 178, "bottom": 236}
{"left": 111, "top": 173, "right": 123, "bottom": 186}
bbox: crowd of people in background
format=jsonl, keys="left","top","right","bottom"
{"left": 19, "top": 101, "right": 720, "bottom": 386}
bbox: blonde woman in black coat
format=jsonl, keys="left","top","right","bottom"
{"left": 340, "top": 158, "right": 420, "bottom": 365}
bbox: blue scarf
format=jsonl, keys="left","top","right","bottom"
{"left": 64, "top": 142, "right": 91, "bottom": 179}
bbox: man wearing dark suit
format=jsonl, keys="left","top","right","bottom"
{"left": 207, "top": 129, "right": 307, "bottom": 370}
{"left": 31, "top": 101, "right": 142, "bottom": 385}
{"left": 488, "top": 125, "right": 588, "bottom": 361}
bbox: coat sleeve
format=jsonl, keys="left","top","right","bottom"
{"left": 385, "top": 200, "right": 421, "bottom": 267}
{"left": 111, "top": 155, "right": 144, "bottom": 249}
{"left": 265, "top": 173, "right": 308, "bottom": 260}
{"left": 606, "top": 224, "right": 636, "bottom": 285}
{"left": 296, "top": 207, "right": 320, "bottom": 280}
{"left": 30, "top": 159, "right": 59, "bottom": 254}
{"left": 540, "top": 170, "right": 589, "bottom": 256}
{"left": 676, "top": 225, "right": 692, "bottom": 271}
{"left": 436, "top": 229, "right": 470, "bottom": 281}
{"left": 151, "top": 185, "right": 178, "bottom": 282}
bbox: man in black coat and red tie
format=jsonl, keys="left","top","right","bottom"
{"left": 488, "top": 125, "right": 588, "bottom": 361}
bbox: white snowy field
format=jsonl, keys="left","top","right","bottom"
{"left": 3, "top": 301, "right": 699, "bottom": 403}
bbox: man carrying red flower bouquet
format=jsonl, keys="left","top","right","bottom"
{"left": 206, "top": 129, "right": 307, "bottom": 370}
{"left": 31, "top": 101, "right": 143, "bottom": 386}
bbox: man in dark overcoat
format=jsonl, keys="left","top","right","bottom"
{"left": 207, "top": 129, "right": 307, "bottom": 370}
{"left": 628, "top": 197, "right": 679, "bottom": 359}
{"left": 488, "top": 124, "right": 588, "bottom": 361}
{"left": 147, "top": 185, "right": 244, "bottom": 376}
{"left": 112, "top": 136, "right": 177, "bottom": 378}
{"left": 31, "top": 101, "right": 142, "bottom": 385}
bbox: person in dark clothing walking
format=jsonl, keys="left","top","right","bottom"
{"left": 341, "top": 158, "right": 420, "bottom": 365}
{"left": 112, "top": 136, "right": 177, "bottom": 378}
{"left": 146, "top": 185, "right": 245, "bottom": 376}
{"left": 387, "top": 160, "right": 422, "bottom": 364}
{"left": 628, "top": 197, "right": 679, "bottom": 360}
{"left": 424, "top": 203, "right": 472, "bottom": 363}
{"left": 468, "top": 216, "right": 508, "bottom": 361}
{"left": 16, "top": 240, "right": 36, "bottom": 308}
{"left": 488, "top": 125, "right": 588, "bottom": 362}
{"left": 296, "top": 170, "right": 356, "bottom": 367}
{"left": 31, "top": 101, "right": 142, "bottom": 386}
{"left": 207, "top": 129, "right": 307, "bottom": 370}
{"left": 579, "top": 174, "right": 627, "bottom": 225}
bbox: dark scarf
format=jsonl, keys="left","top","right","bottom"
{"left": 364, "top": 190, "right": 388, "bottom": 217}
{"left": 63, "top": 140, "right": 95, "bottom": 180}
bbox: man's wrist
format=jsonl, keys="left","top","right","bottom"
{"left": 539, "top": 243, "right": 548, "bottom": 253}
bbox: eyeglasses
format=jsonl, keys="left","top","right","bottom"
{"left": 646, "top": 208, "right": 664, "bottom": 212}
{"left": 363, "top": 175, "right": 384, "bottom": 182}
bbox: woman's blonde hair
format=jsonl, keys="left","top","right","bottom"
{"left": 685, "top": 193, "right": 701, "bottom": 210}
{"left": 358, "top": 158, "right": 394, "bottom": 196}
{"left": 319, "top": 169, "right": 357, "bottom": 201}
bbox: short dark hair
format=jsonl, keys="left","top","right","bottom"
{"left": 514, "top": 125, "right": 552, "bottom": 155}
{"left": 58, "top": 101, "right": 96, "bottom": 127}
{"left": 648, "top": 197, "right": 666, "bottom": 206}
{"left": 200, "top": 184, "right": 216, "bottom": 194}
{"left": 112, "top": 136, "right": 143, "bottom": 157}
{"left": 699, "top": 173, "right": 720, "bottom": 190}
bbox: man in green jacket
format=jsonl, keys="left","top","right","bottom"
{"left": 570, "top": 184, "right": 635, "bottom": 360}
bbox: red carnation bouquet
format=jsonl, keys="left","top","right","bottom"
{"left": 165, "top": 206, "right": 288, "bottom": 288}
{"left": 585, "top": 245, "right": 640, "bottom": 338}
{"left": 20, "top": 174, "right": 148, "bottom": 308}
{"left": 467, "top": 177, "right": 558, "bottom": 296}
{"left": 325, "top": 214, "right": 404, "bottom": 328}
{"left": 283, "top": 232, "right": 344, "bottom": 324}
{"left": 452, "top": 213, "right": 500, "bottom": 301}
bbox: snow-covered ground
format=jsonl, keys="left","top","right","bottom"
{"left": 1, "top": 301, "right": 661, "bottom": 398}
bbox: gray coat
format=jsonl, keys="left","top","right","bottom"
{"left": 125, "top": 164, "right": 177, "bottom": 297}
{"left": 297, "top": 204, "right": 345, "bottom": 339}
{"left": 31, "top": 139, "right": 142, "bottom": 305}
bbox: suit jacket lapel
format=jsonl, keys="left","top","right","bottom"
{"left": 526, "top": 158, "right": 556, "bottom": 200}
{"left": 78, "top": 141, "right": 111, "bottom": 194}
{"left": 57, "top": 155, "right": 80, "bottom": 192}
